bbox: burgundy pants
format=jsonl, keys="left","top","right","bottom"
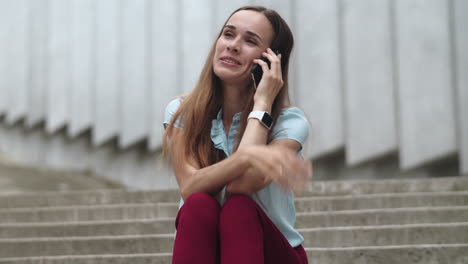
{"left": 172, "top": 193, "right": 308, "bottom": 264}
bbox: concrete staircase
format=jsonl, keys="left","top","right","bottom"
{"left": 0, "top": 177, "right": 468, "bottom": 263}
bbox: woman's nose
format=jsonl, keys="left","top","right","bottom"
{"left": 227, "top": 40, "right": 240, "bottom": 53}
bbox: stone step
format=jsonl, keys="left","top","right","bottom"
{"left": 294, "top": 191, "right": 468, "bottom": 211}
{"left": 1, "top": 176, "right": 467, "bottom": 209}
{"left": 0, "top": 203, "right": 178, "bottom": 224}
{"left": 2, "top": 206, "right": 468, "bottom": 238}
{"left": 0, "top": 253, "right": 172, "bottom": 264}
{"left": 0, "top": 218, "right": 175, "bottom": 238}
{"left": 307, "top": 244, "right": 468, "bottom": 264}
{"left": 0, "top": 234, "right": 175, "bottom": 258}
{"left": 0, "top": 160, "right": 125, "bottom": 194}
{"left": 295, "top": 205, "right": 468, "bottom": 228}
{"left": 0, "top": 189, "right": 180, "bottom": 209}
{"left": 1, "top": 223, "right": 467, "bottom": 258}
{"left": 1, "top": 245, "right": 467, "bottom": 264}
{"left": 2, "top": 191, "right": 467, "bottom": 224}
{"left": 302, "top": 176, "right": 468, "bottom": 196}
{"left": 300, "top": 222, "right": 468, "bottom": 248}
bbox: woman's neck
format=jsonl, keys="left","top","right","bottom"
{"left": 221, "top": 82, "right": 251, "bottom": 132}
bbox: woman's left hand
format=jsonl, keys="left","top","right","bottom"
{"left": 252, "top": 48, "right": 283, "bottom": 109}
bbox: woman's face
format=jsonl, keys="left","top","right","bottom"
{"left": 213, "top": 10, "right": 274, "bottom": 85}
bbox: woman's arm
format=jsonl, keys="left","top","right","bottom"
{"left": 226, "top": 139, "right": 305, "bottom": 194}
{"left": 169, "top": 128, "right": 250, "bottom": 200}
{"left": 169, "top": 127, "right": 310, "bottom": 200}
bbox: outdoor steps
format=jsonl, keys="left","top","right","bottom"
{"left": 1, "top": 245, "right": 468, "bottom": 264}
{"left": 1, "top": 222, "right": 468, "bottom": 257}
{"left": 2, "top": 206, "right": 468, "bottom": 238}
{"left": 2, "top": 192, "right": 468, "bottom": 223}
{"left": 0, "top": 177, "right": 467, "bottom": 263}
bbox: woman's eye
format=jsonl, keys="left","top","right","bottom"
{"left": 246, "top": 39, "right": 257, "bottom": 45}
{"left": 223, "top": 32, "right": 233, "bottom": 38}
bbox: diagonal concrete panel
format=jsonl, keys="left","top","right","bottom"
{"left": 4, "top": 0, "right": 29, "bottom": 125}
{"left": 181, "top": 0, "right": 215, "bottom": 93}
{"left": 295, "top": 0, "right": 344, "bottom": 158}
{"left": 26, "top": 0, "right": 48, "bottom": 128}
{"left": 93, "top": 0, "right": 120, "bottom": 146}
{"left": 119, "top": 0, "right": 150, "bottom": 148}
{"left": 394, "top": 0, "right": 457, "bottom": 169}
{"left": 453, "top": 0, "right": 468, "bottom": 175}
{"left": 149, "top": 0, "right": 181, "bottom": 150}
{"left": 46, "top": 0, "right": 71, "bottom": 133}
{"left": 341, "top": 0, "right": 397, "bottom": 165}
{"left": 68, "top": 0, "right": 95, "bottom": 138}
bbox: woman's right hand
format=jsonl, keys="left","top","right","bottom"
{"left": 240, "top": 143, "right": 313, "bottom": 193}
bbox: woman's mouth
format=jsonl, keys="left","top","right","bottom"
{"left": 220, "top": 56, "right": 241, "bottom": 66}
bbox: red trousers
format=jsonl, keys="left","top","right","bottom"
{"left": 172, "top": 193, "right": 308, "bottom": 264}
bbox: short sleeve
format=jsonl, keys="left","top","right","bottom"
{"left": 269, "top": 107, "right": 309, "bottom": 148}
{"left": 163, "top": 97, "right": 183, "bottom": 129}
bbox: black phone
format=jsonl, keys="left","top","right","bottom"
{"left": 250, "top": 50, "right": 279, "bottom": 89}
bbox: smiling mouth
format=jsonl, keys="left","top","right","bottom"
{"left": 220, "top": 57, "right": 241, "bottom": 65}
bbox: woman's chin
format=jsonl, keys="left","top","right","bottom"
{"left": 215, "top": 70, "right": 249, "bottom": 85}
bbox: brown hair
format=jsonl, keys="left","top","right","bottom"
{"left": 162, "top": 6, "right": 295, "bottom": 168}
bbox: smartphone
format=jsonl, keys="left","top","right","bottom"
{"left": 251, "top": 50, "right": 279, "bottom": 89}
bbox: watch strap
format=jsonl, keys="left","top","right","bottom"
{"left": 248, "top": 111, "right": 273, "bottom": 129}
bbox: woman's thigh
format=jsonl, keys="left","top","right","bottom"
{"left": 172, "top": 193, "right": 221, "bottom": 264}
{"left": 219, "top": 195, "right": 307, "bottom": 264}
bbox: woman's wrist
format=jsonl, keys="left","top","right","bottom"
{"left": 252, "top": 99, "right": 272, "bottom": 112}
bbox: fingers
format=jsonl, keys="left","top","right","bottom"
{"left": 283, "top": 159, "right": 312, "bottom": 193}
{"left": 274, "top": 157, "right": 311, "bottom": 193}
{"left": 246, "top": 145, "right": 312, "bottom": 194}
{"left": 263, "top": 48, "right": 282, "bottom": 76}
{"left": 253, "top": 48, "right": 282, "bottom": 77}
{"left": 253, "top": 57, "right": 270, "bottom": 75}
{"left": 275, "top": 153, "right": 312, "bottom": 194}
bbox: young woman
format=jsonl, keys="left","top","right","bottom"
{"left": 163, "top": 5, "right": 312, "bottom": 264}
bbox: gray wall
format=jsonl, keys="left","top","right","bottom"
{"left": 0, "top": 0, "right": 467, "bottom": 189}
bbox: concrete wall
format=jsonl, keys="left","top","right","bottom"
{"left": 0, "top": 0, "right": 467, "bottom": 189}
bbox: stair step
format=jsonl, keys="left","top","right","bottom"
{"left": 2, "top": 176, "right": 467, "bottom": 209}
{"left": 0, "top": 203, "right": 178, "bottom": 223}
{"left": 307, "top": 244, "right": 468, "bottom": 264}
{"left": 0, "top": 235, "right": 175, "bottom": 258}
{"left": 300, "top": 222, "right": 468, "bottom": 248}
{"left": 2, "top": 206, "right": 468, "bottom": 238}
{"left": 0, "top": 190, "right": 180, "bottom": 209}
{"left": 294, "top": 191, "right": 468, "bottom": 211}
{"left": 2, "top": 191, "right": 467, "bottom": 224}
{"left": 0, "top": 218, "right": 175, "bottom": 238}
{"left": 0, "top": 254, "right": 171, "bottom": 264}
{"left": 0, "top": 244, "right": 467, "bottom": 264}
{"left": 296, "top": 205, "right": 468, "bottom": 227}
{"left": 1, "top": 223, "right": 467, "bottom": 258}
{"left": 301, "top": 176, "right": 468, "bottom": 196}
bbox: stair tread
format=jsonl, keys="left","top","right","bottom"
{"left": 0, "top": 243, "right": 466, "bottom": 260}
{"left": 2, "top": 190, "right": 467, "bottom": 211}
{"left": 2, "top": 222, "right": 467, "bottom": 242}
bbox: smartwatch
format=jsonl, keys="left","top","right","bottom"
{"left": 248, "top": 111, "right": 273, "bottom": 130}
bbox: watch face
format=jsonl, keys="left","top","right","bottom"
{"left": 261, "top": 113, "right": 273, "bottom": 128}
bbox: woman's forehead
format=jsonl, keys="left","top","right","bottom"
{"left": 226, "top": 10, "right": 273, "bottom": 43}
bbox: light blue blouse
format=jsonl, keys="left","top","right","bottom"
{"left": 164, "top": 97, "right": 309, "bottom": 247}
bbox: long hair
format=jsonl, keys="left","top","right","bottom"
{"left": 162, "top": 6, "right": 295, "bottom": 168}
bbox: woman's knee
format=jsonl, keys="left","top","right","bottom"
{"left": 177, "top": 192, "right": 220, "bottom": 227}
{"left": 184, "top": 192, "right": 219, "bottom": 209}
{"left": 220, "top": 195, "right": 258, "bottom": 222}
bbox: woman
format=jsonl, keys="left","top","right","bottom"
{"left": 163, "top": 5, "right": 312, "bottom": 264}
